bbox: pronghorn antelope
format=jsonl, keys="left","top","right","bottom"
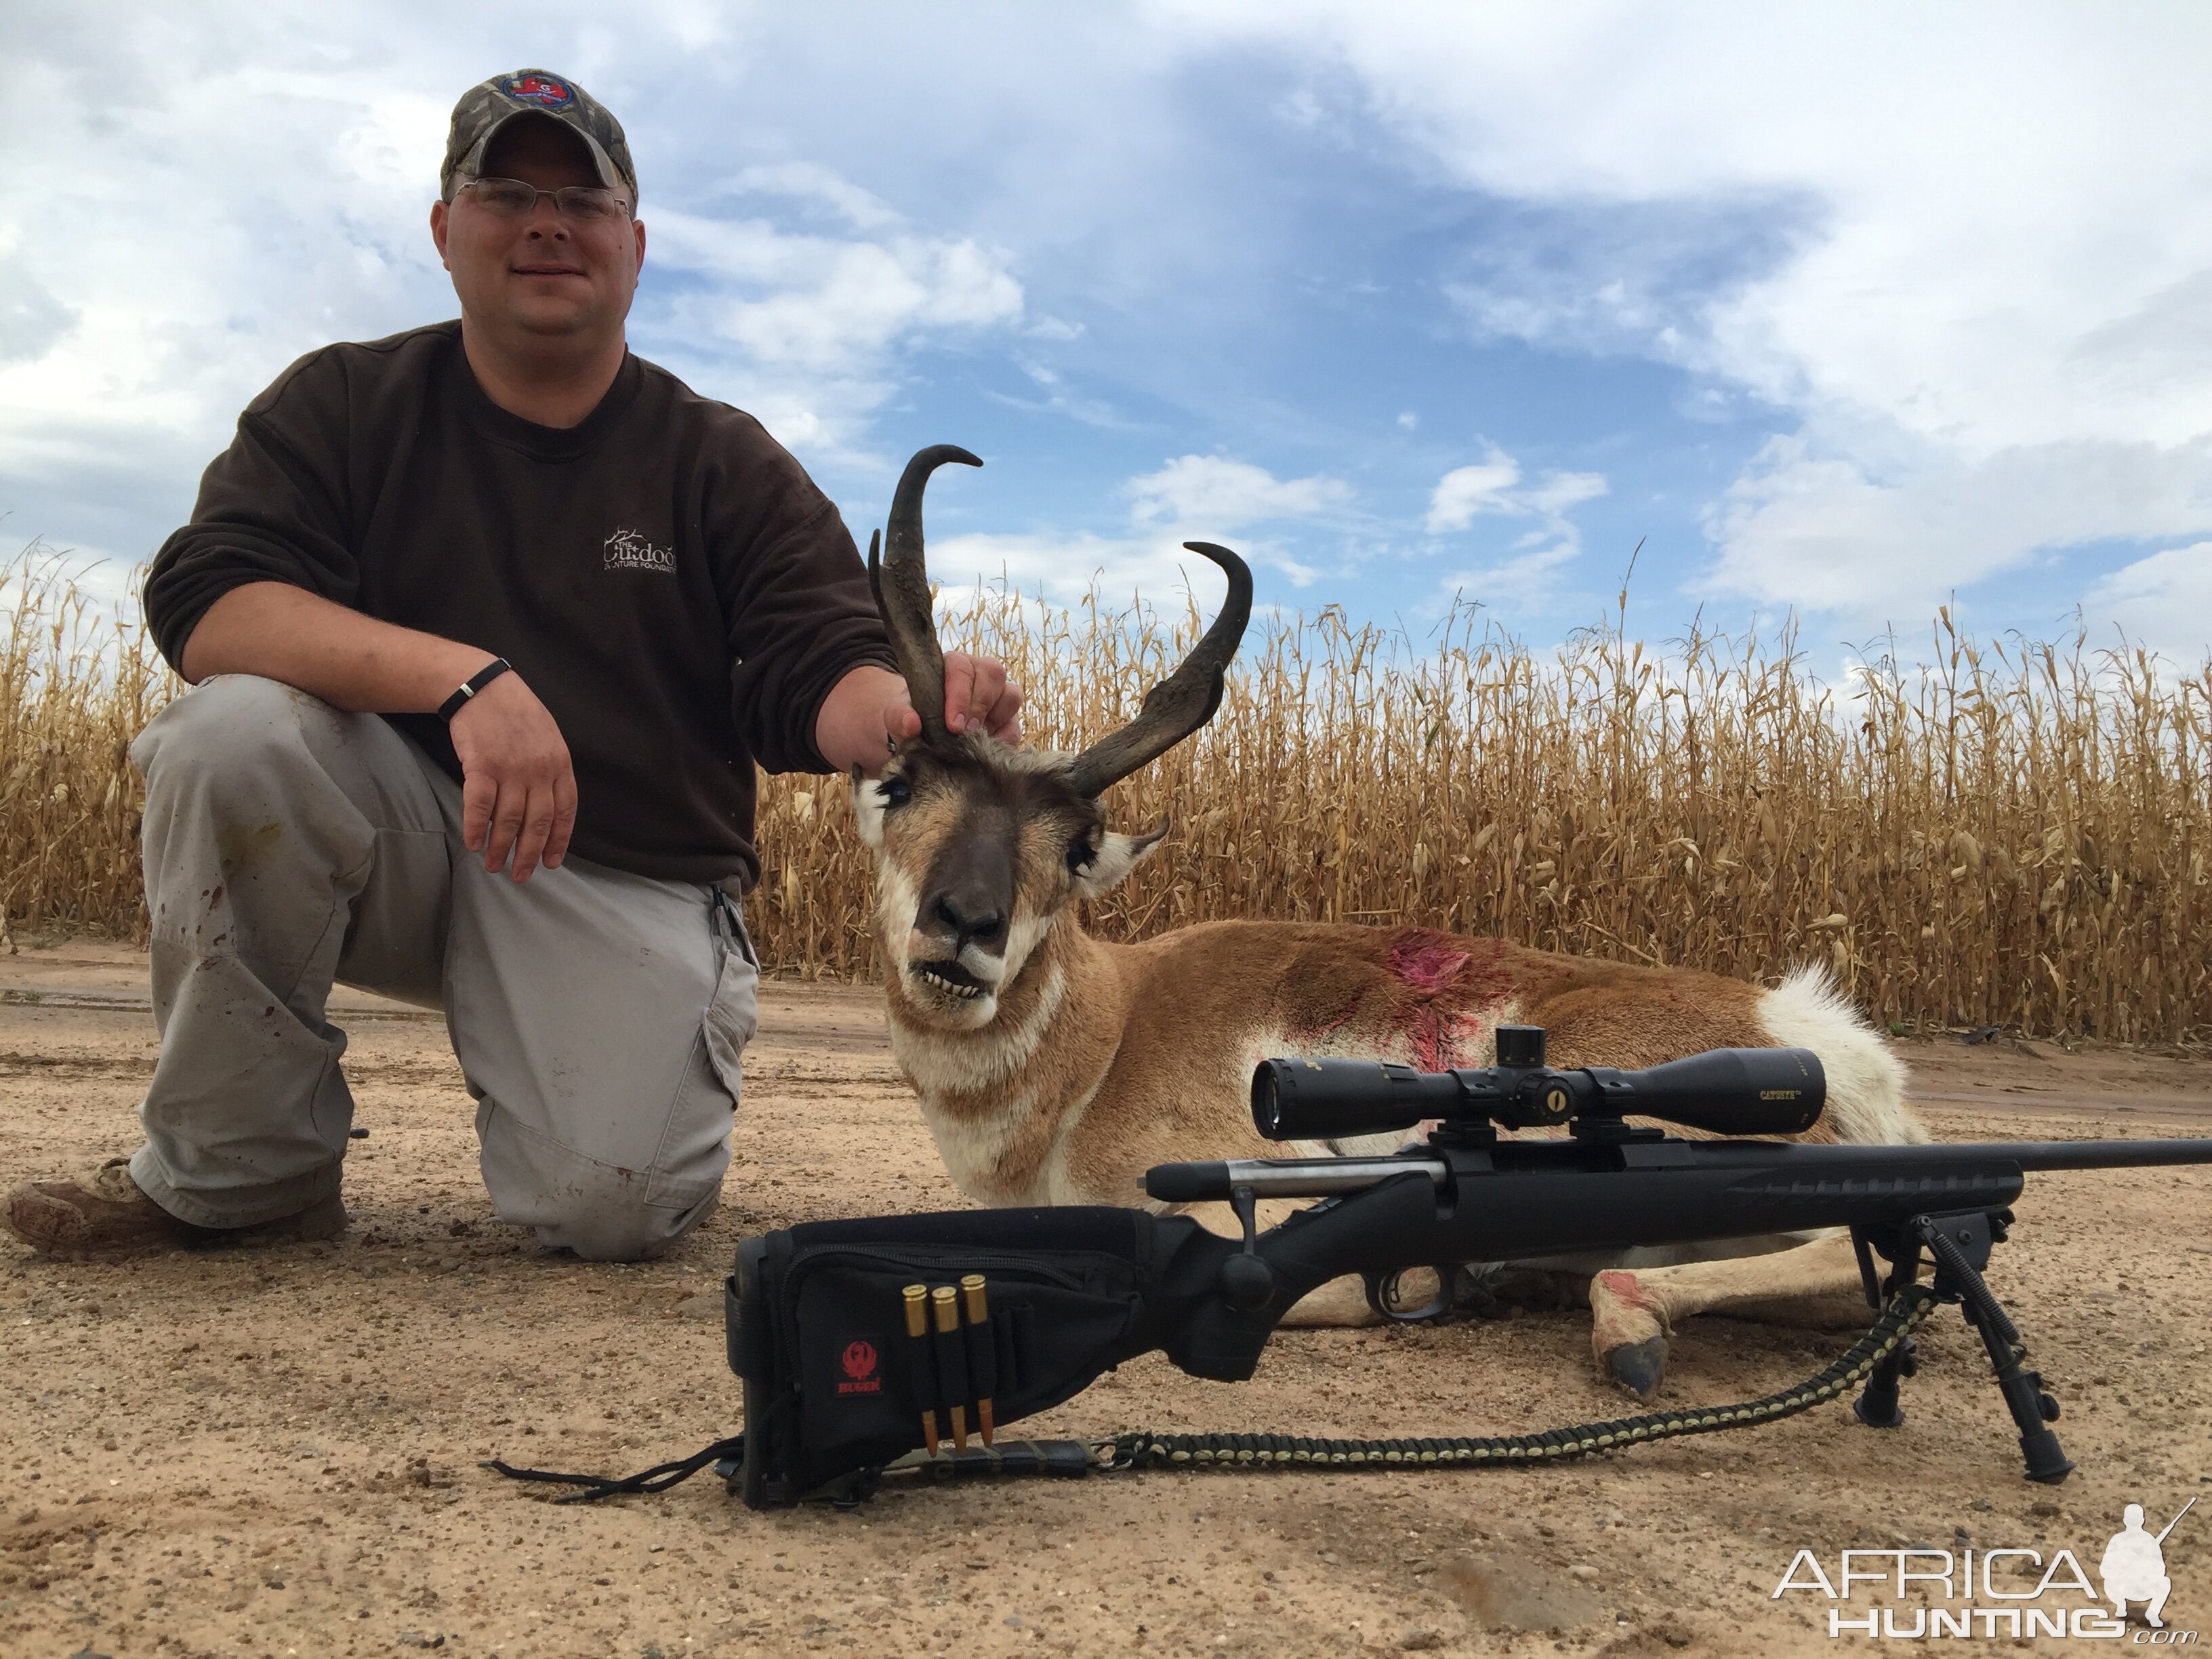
{"left": 855, "top": 444, "right": 1929, "bottom": 1399}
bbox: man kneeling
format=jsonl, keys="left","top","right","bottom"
{"left": 3, "top": 67, "right": 1019, "bottom": 1264}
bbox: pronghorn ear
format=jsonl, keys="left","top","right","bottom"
{"left": 1073, "top": 817, "right": 1169, "bottom": 899}
{"left": 851, "top": 764, "right": 886, "bottom": 848}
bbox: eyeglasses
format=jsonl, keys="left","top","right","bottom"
{"left": 455, "top": 176, "right": 633, "bottom": 224}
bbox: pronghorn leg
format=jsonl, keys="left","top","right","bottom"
{"left": 1589, "top": 1233, "right": 1868, "bottom": 1399}
{"left": 1183, "top": 1196, "right": 1381, "bottom": 1327}
{"left": 1458, "top": 1264, "right": 1591, "bottom": 1317}
{"left": 1279, "top": 1274, "right": 1381, "bottom": 1328}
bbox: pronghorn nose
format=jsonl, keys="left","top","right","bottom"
{"left": 933, "top": 894, "right": 1008, "bottom": 951}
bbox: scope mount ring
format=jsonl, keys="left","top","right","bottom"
{"left": 1365, "top": 1263, "right": 1463, "bottom": 1324}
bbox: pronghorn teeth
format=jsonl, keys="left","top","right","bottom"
{"left": 916, "top": 968, "right": 986, "bottom": 1000}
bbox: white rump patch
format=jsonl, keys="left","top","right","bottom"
{"left": 1757, "top": 966, "right": 1926, "bottom": 1145}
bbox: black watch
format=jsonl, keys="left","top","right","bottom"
{"left": 438, "top": 657, "right": 513, "bottom": 722}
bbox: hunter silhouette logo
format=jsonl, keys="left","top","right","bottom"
{"left": 836, "top": 1340, "right": 881, "bottom": 1396}
{"left": 2102, "top": 1498, "right": 2191, "bottom": 1630}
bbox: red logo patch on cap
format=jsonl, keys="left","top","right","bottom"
{"left": 836, "top": 1340, "right": 882, "bottom": 1395}
{"left": 500, "top": 73, "right": 575, "bottom": 109}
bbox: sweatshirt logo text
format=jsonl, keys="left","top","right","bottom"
{"left": 604, "top": 528, "right": 675, "bottom": 574}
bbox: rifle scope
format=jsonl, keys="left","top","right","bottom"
{"left": 1252, "top": 1027, "right": 1824, "bottom": 1142}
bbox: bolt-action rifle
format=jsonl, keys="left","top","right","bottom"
{"left": 484, "top": 1027, "right": 2212, "bottom": 1511}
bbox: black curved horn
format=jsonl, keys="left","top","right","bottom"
{"left": 874, "top": 443, "right": 983, "bottom": 743}
{"left": 1065, "top": 541, "right": 1252, "bottom": 798}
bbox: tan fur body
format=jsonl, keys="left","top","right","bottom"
{"left": 888, "top": 918, "right": 1923, "bottom": 1214}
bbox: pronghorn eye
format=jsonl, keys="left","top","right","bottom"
{"left": 1066, "top": 834, "right": 1097, "bottom": 875}
{"left": 879, "top": 777, "right": 912, "bottom": 809}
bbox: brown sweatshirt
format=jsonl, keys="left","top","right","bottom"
{"left": 144, "top": 321, "right": 895, "bottom": 888}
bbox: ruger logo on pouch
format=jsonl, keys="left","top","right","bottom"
{"left": 836, "top": 1340, "right": 881, "bottom": 1395}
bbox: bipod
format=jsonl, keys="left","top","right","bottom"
{"left": 1849, "top": 1209, "right": 2074, "bottom": 1484}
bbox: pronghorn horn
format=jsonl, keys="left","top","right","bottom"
{"left": 1065, "top": 541, "right": 1252, "bottom": 798}
{"left": 874, "top": 444, "right": 983, "bottom": 742}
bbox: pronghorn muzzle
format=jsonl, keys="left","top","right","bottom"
{"left": 908, "top": 825, "right": 1015, "bottom": 1000}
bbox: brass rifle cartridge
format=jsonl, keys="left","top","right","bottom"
{"left": 902, "top": 1284, "right": 937, "bottom": 1456}
{"left": 930, "top": 1286, "right": 968, "bottom": 1450}
{"left": 960, "top": 1273, "right": 996, "bottom": 1445}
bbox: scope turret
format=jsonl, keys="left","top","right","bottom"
{"left": 1252, "top": 1038, "right": 1825, "bottom": 1143}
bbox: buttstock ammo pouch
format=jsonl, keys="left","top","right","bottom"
{"left": 730, "top": 1206, "right": 1218, "bottom": 1507}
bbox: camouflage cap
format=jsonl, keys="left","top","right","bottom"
{"left": 442, "top": 69, "right": 638, "bottom": 203}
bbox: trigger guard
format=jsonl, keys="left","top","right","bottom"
{"left": 1365, "top": 1265, "right": 1458, "bottom": 1324}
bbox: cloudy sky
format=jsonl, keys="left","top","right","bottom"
{"left": 6, "top": 1, "right": 2211, "bottom": 667}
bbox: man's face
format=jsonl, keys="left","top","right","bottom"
{"left": 430, "top": 117, "right": 646, "bottom": 352}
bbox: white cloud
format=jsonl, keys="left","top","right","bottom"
{"left": 1700, "top": 429, "right": 2212, "bottom": 618}
{"left": 1421, "top": 441, "right": 1610, "bottom": 617}
{"left": 14, "top": 1, "right": 2212, "bottom": 645}
{"left": 981, "top": 359, "right": 1133, "bottom": 431}
{"left": 1521, "top": 471, "right": 1608, "bottom": 518}
{"left": 724, "top": 162, "right": 903, "bottom": 232}
{"left": 924, "top": 530, "right": 1306, "bottom": 610}
{"left": 1426, "top": 447, "right": 1520, "bottom": 531}
{"left": 641, "top": 205, "right": 1023, "bottom": 455}
{"left": 2081, "top": 542, "right": 2212, "bottom": 666}
{"left": 1426, "top": 441, "right": 1607, "bottom": 539}
{"left": 914, "top": 455, "right": 1338, "bottom": 600}
{"left": 1433, "top": 543, "right": 1585, "bottom": 617}
{"left": 1158, "top": 3, "right": 2212, "bottom": 621}
{"left": 649, "top": 213, "right": 1021, "bottom": 372}
{"left": 0, "top": 3, "right": 1034, "bottom": 547}
{"left": 1125, "top": 455, "right": 1349, "bottom": 529}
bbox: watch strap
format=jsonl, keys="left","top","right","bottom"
{"left": 438, "top": 657, "right": 513, "bottom": 722}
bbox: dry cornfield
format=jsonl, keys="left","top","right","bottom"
{"left": 4, "top": 548, "right": 2209, "bottom": 1042}
{"left": 0, "top": 548, "right": 173, "bottom": 952}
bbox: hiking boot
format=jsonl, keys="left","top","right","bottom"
{"left": 1, "top": 1157, "right": 348, "bottom": 1260}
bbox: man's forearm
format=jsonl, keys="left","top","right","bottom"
{"left": 178, "top": 582, "right": 496, "bottom": 712}
{"left": 815, "top": 663, "right": 907, "bottom": 777}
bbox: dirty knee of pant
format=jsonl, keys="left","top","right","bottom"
{"left": 533, "top": 1191, "right": 720, "bottom": 1263}
{"left": 536, "top": 1216, "right": 681, "bottom": 1263}
{"left": 136, "top": 676, "right": 380, "bottom": 825}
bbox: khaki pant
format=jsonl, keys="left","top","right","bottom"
{"left": 125, "top": 674, "right": 760, "bottom": 1261}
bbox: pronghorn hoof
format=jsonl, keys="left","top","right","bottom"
{"left": 1605, "top": 1335, "right": 1670, "bottom": 1400}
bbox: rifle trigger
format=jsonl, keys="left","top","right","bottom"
{"left": 1850, "top": 1227, "right": 1883, "bottom": 1311}
{"left": 1365, "top": 1265, "right": 1458, "bottom": 1324}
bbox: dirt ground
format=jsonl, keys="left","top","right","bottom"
{"left": 2, "top": 939, "right": 2207, "bottom": 1659}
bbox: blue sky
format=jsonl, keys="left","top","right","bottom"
{"left": 6, "top": 1, "right": 2211, "bottom": 672}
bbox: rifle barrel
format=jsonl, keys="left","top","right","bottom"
{"left": 1145, "top": 1156, "right": 1448, "bottom": 1204}
{"left": 1145, "top": 1136, "right": 2212, "bottom": 1208}
{"left": 1977, "top": 1139, "right": 2212, "bottom": 1173}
